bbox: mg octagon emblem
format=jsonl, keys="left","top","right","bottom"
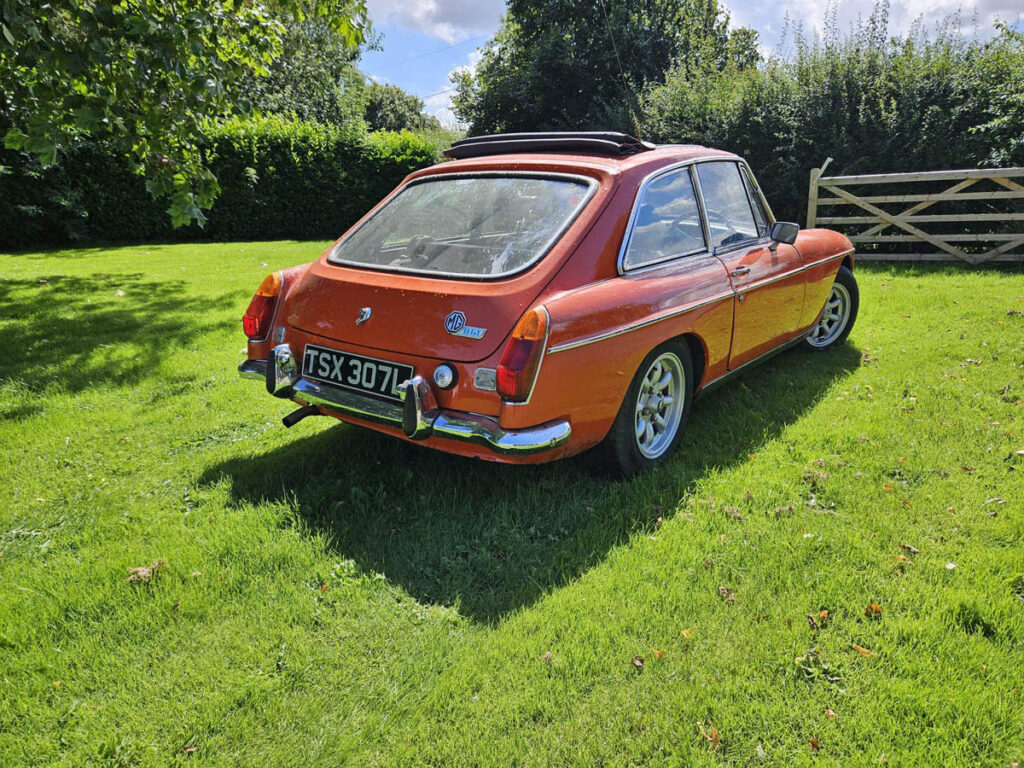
{"left": 444, "top": 311, "right": 466, "bottom": 334}
{"left": 444, "top": 311, "right": 487, "bottom": 339}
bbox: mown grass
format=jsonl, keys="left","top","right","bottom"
{"left": 0, "top": 242, "right": 1022, "bottom": 767}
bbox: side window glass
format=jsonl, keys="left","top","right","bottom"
{"left": 695, "top": 162, "right": 759, "bottom": 250}
{"left": 741, "top": 166, "right": 769, "bottom": 236}
{"left": 623, "top": 168, "right": 706, "bottom": 270}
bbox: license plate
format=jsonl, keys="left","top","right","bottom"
{"left": 302, "top": 344, "right": 413, "bottom": 402}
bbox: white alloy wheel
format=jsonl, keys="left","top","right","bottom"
{"left": 633, "top": 352, "right": 686, "bottom": 459}
{"left": 805, "top": 282, "right": 852, "bottom": 349}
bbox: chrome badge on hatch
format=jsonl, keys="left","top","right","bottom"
{"left": 444, "top": 311, "right": 486, "bottom": 339}
{"left": 355, "top": 307, "right": 371, "bottom": 325}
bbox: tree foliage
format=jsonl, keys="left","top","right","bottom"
{"left": 236, "top": 17, "right": 371, "bottom": 132}
{"left": 0, "top": 115, "right": 440, "bottom": 249}
{"left": 641, "top": 3, "right": 1024, "bottom": 223}
{"left": 451, "top": 0, "right": 759, "bottom": 135}
{"left": 364, "top": 81, "right": 441, "bottom": 133}
{"left": 0, "top": 0, "right": 368, "bottom": 227}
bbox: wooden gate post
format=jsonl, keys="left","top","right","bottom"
{"left": 806, "top": 157, "right": 832, "bottom": 229}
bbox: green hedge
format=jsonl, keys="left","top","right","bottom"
{"left": 0, "top": 117, "right": 441, "bottom": 250}
{"left": 640, "top": 16, "right": 1024, "bottom": 225}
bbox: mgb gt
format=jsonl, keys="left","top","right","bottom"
{"left": 239, "top": 132, "right": 858, "bottom": 476}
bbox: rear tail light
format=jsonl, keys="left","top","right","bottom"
{"left": 242, "top": 272, "right": 282, "bottom": 339}
{"left": 497, "top": 306, "right": 549, "bottom": 402}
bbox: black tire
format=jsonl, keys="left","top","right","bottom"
{"left": 802, "top": 265, "right": 859, "bottom": 351}
{"left": 589, "top": 340, "right": 694, "bottom": 478}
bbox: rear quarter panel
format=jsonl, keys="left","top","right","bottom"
{"left": 504, "top": 254, "right": 733, "bottom": 451}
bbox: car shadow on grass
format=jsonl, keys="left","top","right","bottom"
{"left": 0, "top": 273, "right": 238, "bottom": 411}
{"left": 201, "top": 344, "right": 861, "bottom": 623}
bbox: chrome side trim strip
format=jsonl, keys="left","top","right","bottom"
{"left": 547, "top": 291, "right": 733, "bottom": 354}
{"left": 546, "top": 250, "right": 852, "bottom": 355}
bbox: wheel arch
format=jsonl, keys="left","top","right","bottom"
{"left": 673, "top": 331, "right": 707, "bottom": 392}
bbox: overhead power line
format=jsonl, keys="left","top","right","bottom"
{"left": 371, "top": 33, "right": 490, "bottom": 72}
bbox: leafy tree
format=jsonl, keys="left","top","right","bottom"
{"left": 451, "top": 0, "right": 759, "bottom": 135}
{"left": 237, "top": 18, "right": 373, "bottom": 133}
{"left": 364, "top": 81, "right": 441, "bottom": 133}
{"left": 640, "top": 2, "right": 1024, "bottom": 224}
{"left": 0, "top": 0, "right": 368, "bottom": 227}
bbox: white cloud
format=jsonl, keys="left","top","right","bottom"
{"left": 367, "top": 0, "right": 505, "bottom": 43}
{"left": 726, "top": 0, "right": 1023, "bottom": 49}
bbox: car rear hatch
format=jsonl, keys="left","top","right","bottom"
{"left": 285, "top": 262, "right": 547, "bottom": 362}
{"left": 284, "top": 169, "right": 607, "bottom": 362}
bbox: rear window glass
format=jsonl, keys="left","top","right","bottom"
{"left": 328, "top": 174, "right": 594, "bottom": 278}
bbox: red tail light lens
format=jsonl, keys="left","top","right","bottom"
{"left": 242, "top": 272, "right": 282, "bottom": 339}
{"left": 497, "top": 307, "right": 549, "bottom": 402}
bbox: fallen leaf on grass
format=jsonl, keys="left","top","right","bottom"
{"left": 696, "top": 721, "right": 721, "bottom": 751}
{"left": 818, "top": 609, "right": 829, "bottom": 625}
{"left": 806, "top": 614, "right": 819, "bottom": 631}
{"left": 825, "top": 708, "right": 836, "bottom": 719}
{"left": 946, "top": 562, "right": 957, "bottom": 570}
{"left": 680, "top": 628, "right": 693, "bottom": 642}
{"left": 899, "top": 542, "right": 920, "bottom": 555}
{"left": 319, "top": 582, "right": 328, "bottom": 593}
{"left": 540, "top": 651, "right": 554, "bottom": 664}
{"left": 650, "top": 646, "right": 666, "bottom": 659}
{"left": 717, "top": 585, "right": 735, "bottom": 603}
{"left": 960, "top": 465, "right": 975, "bottom": 473}
{"left": 182, "top": 745, "right": 197, "bottom": 754}
{"left": 851, "top": 643, "right": 874, "bottom": 657}
{"left": 864, "top": 602, "right": 882, "bottom": 619}
{"left": 127, "top": 560, "right": 166, "bottom": 585}
{"left": 810, "top": 737, "right": 820, "bottom": 752}
{"left": 895, "top": 554, "right": 911, "bottom": 563}
{"left": 53, "top": 680, "right": 63, "bottom": 687}
{"left": 631, "top": 655, "right": 645, "bottom": 671}
{"left": 983, "top": 497, "right": 1006, "bottom": 505}
{"left": 113, "top": 289, "right": 125, "bottom": 297}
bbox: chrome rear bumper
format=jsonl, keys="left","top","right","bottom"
{"left": 237, "top": 345, "right": 570, "bottom": 457}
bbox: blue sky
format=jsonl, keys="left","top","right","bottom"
{"left": 360, "top": 0, "right": 1024, "bottom": 125}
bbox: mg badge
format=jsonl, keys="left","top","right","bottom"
{"left": 355, "top": 307, "right": 372, "bottom": 325}
{"left": 444, "top": 311, "right": 466, "bottom": 333}
{"left": 444, "top": 311, "right": 486, "bottom": 339}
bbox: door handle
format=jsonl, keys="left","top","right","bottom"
{"left": 731, "top": 266, "right": 751, "bottom": 277}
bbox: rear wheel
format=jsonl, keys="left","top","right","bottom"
{"left": 803, "top": 266, "right": 858, "bottom": 351}
{"left": 591, "top": 341, "right": 693, "bottom": 477}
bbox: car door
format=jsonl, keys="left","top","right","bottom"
{"left": 695, "top": 160, "right": 805, "bottom": 369}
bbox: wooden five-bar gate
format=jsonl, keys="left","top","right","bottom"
{"left": 806, "top": 159, "right": 1024, "bottom": 264}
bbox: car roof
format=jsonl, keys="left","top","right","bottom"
{"left": 410, "top": 145, "right": 741, "bottom": 184}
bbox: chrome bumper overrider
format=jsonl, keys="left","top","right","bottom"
{"left": 237, "top": 345, "right": 570, "bottom": 457}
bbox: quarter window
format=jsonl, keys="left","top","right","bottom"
{"left": 695, "top": 162, "right": 760, "bottom": 250}
{"left": 622, "top": 168, "right": 706, "bottom": 271}
{"left": 740, "top": 166, "right": 770, "bottom": 237}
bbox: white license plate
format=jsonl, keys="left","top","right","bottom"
{"left": 302, "top": 344, "right": 413, "bottom": 402}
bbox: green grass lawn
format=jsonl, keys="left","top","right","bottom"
{"left": 1, "top": 242, "right": 1022, "bottom": 767}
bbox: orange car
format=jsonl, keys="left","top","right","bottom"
{"left": 239, "top": 132, "right": 858, "bottom": 475}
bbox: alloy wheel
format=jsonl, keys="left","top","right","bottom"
{"left": 805, "top": 282, "right": 852, "bottom": 348}
{"left": 634, "top": 352, "right": 685, "bottom": 459}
